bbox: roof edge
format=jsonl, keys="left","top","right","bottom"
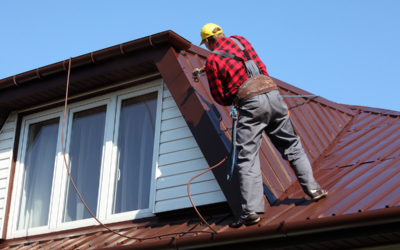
{"left": 111, "top": 206, "right": 400, "bottom": 249}
{"left": 187, "top": 44, "right": 211, "bottom": 58}
{"left": 0, "top": 30, "right": 191, "bottom": 91}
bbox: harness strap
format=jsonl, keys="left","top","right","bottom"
{"left": 212, "top": 37, "right": 262, "bottom": 94}
{"left": 212, "top": 50, "right": 243, "bottom": 62}
{"left": 227, "top": 105, "right": 238, "bottom": 180}
{"left": 231, "top": 37, "right": 251, "bottom": 61}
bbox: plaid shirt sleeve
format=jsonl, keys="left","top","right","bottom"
{"left": 205, "top": 36, "right": 269, "bottom": 106}
{"left": 205, "top": 56, "right": 233, "bottom": 106}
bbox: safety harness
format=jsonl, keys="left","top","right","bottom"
{"left": 213, "top": 37, "right": 262, "bottom": 180}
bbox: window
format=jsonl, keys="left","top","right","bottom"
{"left": 17, "top": 118, "right": 59, "bottom": 230}
{"left": 113, "top": 93, "right": 157, "bottom": 213}
{"left": 64, "top": 106, "right": 107, "bottom": 222}
{"left": 9, "top": 81, "right": 162, "bottom": 237}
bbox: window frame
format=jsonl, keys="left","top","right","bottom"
{"left": 58, "top": 98, "right": 110, "bottom": 229}
{"left": 9, "top": 110, "right": 64, "bottom": 236}
{"left": 8, "top": 79, "right": 163, "bottom": 238}
{"left": 104, "top": 87, "right": 162, "bottom": 223}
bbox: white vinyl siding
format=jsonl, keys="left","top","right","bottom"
{"left": 154, "top": 84, "right": 226, "bottom": 213}
{"left": 0, "top": 112, "right": 17, "bottom": 237}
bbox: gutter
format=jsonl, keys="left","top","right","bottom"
{"left": 0, "top": 30, "right": 191, "bottom": 92}
{"left": 109, "top": 206, "right": 400, "bottom": 249}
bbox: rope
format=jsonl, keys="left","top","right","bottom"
{"left": 61, "top": 58, "right": 221, "bottom": 242}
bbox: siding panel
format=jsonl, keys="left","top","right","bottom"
{"left": 158, "top": 148, "right": 203, "bottom": 167}
{"left": 156, "top": 180, "right": 221, "bottom": 201}
{"left": 157, "top": 170, "right": 215, "bottom": 189}
{"left": 0, "top": 150, "right": 11, "bottom": 161}
{"left": 160, "top": 127, "right": 192, "bottom": 143}
{"left": 155, "top": 191, "right": 226, "bottom": 213}
{"left": 154, "top": 84, "right": 225, "bottom": 213}
{"left": 161, "top": 117, "right": 186, "bottom": 132}
{"left": 0, "top": 140, "right": 12, "bottom": 151}
{"left": 0, "top": 130, "right": 14, "bottom": 140}
{"left": 0, "top": 158, "right": 10, "bottom": 169}
{"left": 162, "top": 96, "right": 176, "bottom": 110}
{"left": 158, "top": 158, "right": 209, "bottom": 177}
{"left": 161, "top": 107, "right": 181, "bottom": 121}
{"left": 0, "top": 112, "right": 17, "bottom": 238}
{"left": 0, "top": 179, "right": 7, "bottom": 190}
{"left": 159, "top": 137, "right": 197, "bottom": 154}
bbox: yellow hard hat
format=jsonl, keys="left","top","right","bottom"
{"left": 200, "top": 23, "right": 223, "bottom": 45}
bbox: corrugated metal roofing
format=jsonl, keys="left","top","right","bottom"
{"left": 0, "top": 31, "right": 399, "bottom": 249}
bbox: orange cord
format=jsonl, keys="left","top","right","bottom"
{"left": 61, "top": 58, "right": 222, "bottom": 241}
{"left": 187, "top": 156, "right": 228, "bottom": 234}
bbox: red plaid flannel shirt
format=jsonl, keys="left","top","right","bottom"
{"left": 205, "top": 35, "right": 269, "bottom": 106}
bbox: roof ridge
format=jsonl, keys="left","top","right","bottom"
{"left": 272, "top": 77, "right": 356, "bottom": 116}
{"left": 346, "top": 105, "right": 400, "bottom": 116}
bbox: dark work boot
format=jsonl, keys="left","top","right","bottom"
{"left": 229, "top": 213, "right": 261, "bottom": 228}
{"left": 309, "top": 189, "right": 328, "bottom": 201}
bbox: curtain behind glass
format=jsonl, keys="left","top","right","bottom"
{"left": 64, "top": 106, "right": 106, "bottom": 222}
{"left": 18, "top": 118, "right": 59, "bottom": 230}
{"left": 113, "top": 92, "right": 157, "bottom": 213}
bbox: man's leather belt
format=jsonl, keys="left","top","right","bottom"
{"left": 233, "top": 75, "right": 278, "bottom": 105}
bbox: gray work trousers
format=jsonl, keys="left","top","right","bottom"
{"left": 235, "top": 90, "right": 320, "bottom": 216}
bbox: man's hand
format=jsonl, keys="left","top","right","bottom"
{"left": 192, "top": 67, "right": 205, "bottom": 82}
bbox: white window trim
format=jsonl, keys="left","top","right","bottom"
{"left": 8, "top": 79, "right": 163, "bottom": 238}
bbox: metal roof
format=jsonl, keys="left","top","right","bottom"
{"left": 0, "top": 31, "right": 399, "bottom": 249}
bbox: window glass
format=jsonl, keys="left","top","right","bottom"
{"left": 18, "top": 118, "right": 59, "bottom": 229}
{"left": 113, "top": 92, "right": 157, "bottom": 213}
{"left": 64, "top": 106, "right": 106, "bottom": 222}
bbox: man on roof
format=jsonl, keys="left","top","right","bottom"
{"left": 195, "top": 23, "right": 328, "bottom": 228}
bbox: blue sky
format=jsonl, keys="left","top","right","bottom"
{"left": 1, "top": 0, "right": 399, "bottom": 111}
